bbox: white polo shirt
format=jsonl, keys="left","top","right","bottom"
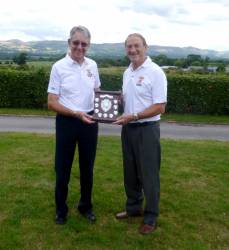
{"left": 48, "top": 54, "right": 101, "bottom": 112}
{"left": 123, "top": 56, "right": 167, "bottom": 122}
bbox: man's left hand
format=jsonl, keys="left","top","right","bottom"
{"left": 113, "top": 114, "right": 134, "bottom": 125}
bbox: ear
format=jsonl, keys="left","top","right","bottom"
{"left": 68, "top": 39, "right": 71, "bottom": 46}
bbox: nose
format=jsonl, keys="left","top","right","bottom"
{"left": 128, "top": 48, "right": 136, "bottom": 55}
{"left": 128, "top": 45, "right": 137, "bottom": 53}
{"left": 76, "top": 43, "right": 83, "bottom": 49}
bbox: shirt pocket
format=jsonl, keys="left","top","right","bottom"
{"left": 60, "top": 74, "right": 80, "bottom": 96}
{"left": 135, "top": 79, "right": 152, "bottom": 99}
{"left": 82, "top": 70, "right": 97, "bottom": 89}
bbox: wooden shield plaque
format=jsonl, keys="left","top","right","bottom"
{"left": 93, "top": 90, "right": 121, "bottom": 123}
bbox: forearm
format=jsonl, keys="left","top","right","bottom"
{"left": 48, "top": 99, "right": 75, "bottom": 117}
{"left": 137, "top": 103, "right": 166, "bottom": 120}
{"left": 114, "top": 103, "right": 166, "bottom": 125}
{"left": 47, "top": 94, "right": 95, "bottom": 124}
{"left": 48, "top": 93, "right": 81, "bottom": 118}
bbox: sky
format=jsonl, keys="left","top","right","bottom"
{"left": 0, "top": 0, "right": 228, "bottom": 51}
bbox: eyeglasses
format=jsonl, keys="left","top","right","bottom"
{"left": 71, "top": 40, "right": 88, "bottom": 48}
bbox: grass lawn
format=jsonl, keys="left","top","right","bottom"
{"left": 27, "top": 61, "right": 54, "bottom": 68}
{"left": 99, "top": 67, "right": 126, "bottom": 75}
{"left": 0, "top": 108, "right": 56, "bottom": 116}
{"left": 161, "top": 113, "right": 229, "bottom": 125}
{"left": 0, "top": 133, "right": 228, "bottom": 250}
{"left": 1, "top": 108, "right": 229, "bottom": 125}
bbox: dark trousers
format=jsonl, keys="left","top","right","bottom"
{"left": 55, "top": 114, "right": 98, "bottom": 217}
{"left": 121, "top": 122, "right": 161, "bottom": 225}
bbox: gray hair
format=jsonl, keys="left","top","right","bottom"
{"left": 69, "top": 25, "right": 91, "bottom": 41}
{"left": 125, "top": 33, "right": 147, "bottom": 47}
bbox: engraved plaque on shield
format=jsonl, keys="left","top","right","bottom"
{"left": 93, "top": 90, "right": 121, "bottom": 123}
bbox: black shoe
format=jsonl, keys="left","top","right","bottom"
{"left": 82, "top": 210, "right": 96, "bottom": 223}
{"left": 55, "top": 215, "right": 67, "bottom": 225}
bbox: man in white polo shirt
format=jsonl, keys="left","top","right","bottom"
{"left": 114, "top": 33, "right": 167, "bottom": 234}
{"left": 47, "top": 26, "right": 101, "bottom": 225}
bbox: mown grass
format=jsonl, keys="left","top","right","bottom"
{"left": 1, "top": 108, "right": 229, "bottom": 124}
{"left": 161, "top": 113, "right": 229, "bottom": 124}
{"left": 0, "top": 133, "right": 228, "bottom": 249}
{"left": 0, "top": 108, "right": 55, "bottom": 116}
{"left": 99, "top": 67, "right": 126, "bottom": 75}
{"left": 27, "top": 61, "right": 54, "bottom": 68}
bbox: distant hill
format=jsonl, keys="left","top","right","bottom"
{"left": 0, "top": 39, "right": 229, "bottom": 59}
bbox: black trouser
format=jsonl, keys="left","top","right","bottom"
{"left": 121, "top": 121, "right": 161, "bottom": 225}
{"left": 55, "top": 113, "right": 98, "bottom": 217}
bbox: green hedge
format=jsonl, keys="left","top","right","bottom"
{"left": 100, "top": 73, "right": 122, "bottom": 91}
{"left": 167, "top": 74, "right": 229, "bottom": 114}
{"left": 0, "top": 69, "right": 48, "bottom": 108}
{"left": 0, "top": 69, "right": 228, "bottom": 115}
{"left": 100, "top": 72, "right": 229, "bottom": 115}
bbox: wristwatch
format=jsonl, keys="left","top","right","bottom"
{"left": 133, "top": 112, "right": 139, "bottom": 121}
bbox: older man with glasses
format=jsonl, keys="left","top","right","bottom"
{"left": 47, "top": 25, "right": 101, "bottom": 225}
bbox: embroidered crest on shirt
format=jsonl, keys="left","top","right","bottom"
{"left": 86, "top": 69, "right": 93, "bottom": 77}
{"left": 136, "top": 76, "right": 144, "bottom": 86}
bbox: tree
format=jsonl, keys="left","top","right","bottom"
{"left": 154, "top": 54, "right": 169, "bottom": 66}
{"left": 217, "top": 64, "right": 225, "bottom": 72}
{"left": 203, "top": 56, "right": 210, "bottom": 70}
{"left": 13, "top": 52, "right": 27, "bottom": 65}
{"left": 192, "top": 61, "right": 202, "bottom": 66}
{"left": 174, "top": 58, "right": 188, "bottom": 68}
{"left": 186, "top": 54, "right": 202, "bottom": 66}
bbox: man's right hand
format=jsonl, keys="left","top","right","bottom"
{"left": 74, "top": 111, "right": 95, "bottom": 124}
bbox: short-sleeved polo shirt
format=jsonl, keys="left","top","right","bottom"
{"left": 48, "top": 54, "right": 101, "bottom": 112}
{"left": 122, "top": 57, "right": 167, "bottom": 122}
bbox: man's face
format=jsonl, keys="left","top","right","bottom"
{"left": 125, "top": 36, "right": 147, "bottom": 66}
{"left": 68, "top": 31, "right": 90, "bottom": 62}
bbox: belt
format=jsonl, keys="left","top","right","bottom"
{"left": 127, "top": 121, "right": 159, "bottom": 127}
{"left": 87, "top": 110, "right": 94, "bottom": 115}
{"left": 57, "top": 110, "right": 94, "bottom": 119}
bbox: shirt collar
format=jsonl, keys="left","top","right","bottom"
{"left": 65, "top": 53, "right": 88, "bottom": 67}
{"left": 129, "top": 56, "right": 152, "bottom": 71}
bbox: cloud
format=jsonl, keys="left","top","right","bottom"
{"left": 0, "top": 0, "right": 228, "bottom": 50}
{"left": 131, "top": 3, "right": 172, "bottom": 16}
{"left": 117, "top": 0, "right": 190, "bottom": 17}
